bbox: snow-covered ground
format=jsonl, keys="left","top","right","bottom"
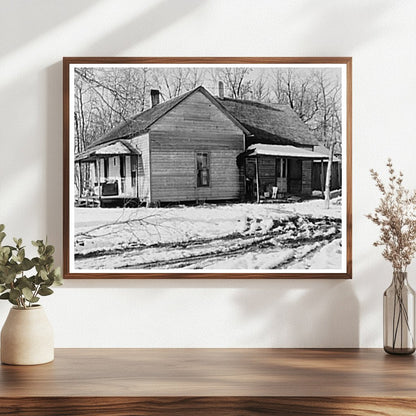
{"left": 73, "top": 198, "right": 343, "bottom": 271}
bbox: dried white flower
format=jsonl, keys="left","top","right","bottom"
{"left": 367, "top": 159, "right": 416, "bottom": 272}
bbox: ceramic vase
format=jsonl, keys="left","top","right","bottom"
{"left": 1, "top": 305, "right": 54, "bottom": 365}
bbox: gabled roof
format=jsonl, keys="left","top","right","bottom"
{"left": 89, "top": 86, "right": 249, "bottom": 148}
{"left": 219, "top": 98, "right": 318, "bottom": 147}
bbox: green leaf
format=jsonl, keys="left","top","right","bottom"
{"left": 45, "top": 245, "right": 55, "bottom": 256}
{"left": 43, "top": 256, "right": 54, "bottom": 266}
{"left": 17, "top": 276, "right": 35, "bottom": 290}
{"left": 0, "top": 224, "right": 5, "bottom": 232}
{"left": 0, "top": 232, "right": 6, "bottom": 244}
{"left": 8, "top": 297, "right": 18, "bottom": 306}
{"left": 13, "top": 237, "right": 22, "bottom": 248}
{"left": 20, "top": 258, "right": 33, "bottom": 271}
{"left": 9, "top": 288, "right": 21, "bottom": 301}
{"left": 38, "top": 287, "right": 53, "bottom": 296}
{"left": 32, "top": 240, "right": 43, "bottom": 247}
{"left": 39, "top": 269, "right": 48, "bottom": 281}
{"left": 0, "top": 285, "right": 6, "bottom": 293}
{"left": 2, "top": 270, "right": 16, "bottom": 285}
{"left": 0, "top": 246, "right": 11, "bottom": 256}
{"left": 17, "top": 248, "right": 25, "bottom": 263}
{"left": 52, "top": 267, "right": 63, "bottom": 285}
{"left": 22, "top": 287, "right": 34, "bottom": 301}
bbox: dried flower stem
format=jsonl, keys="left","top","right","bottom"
{"left": 366, "top": 159, "right": 416, "bottom": 272}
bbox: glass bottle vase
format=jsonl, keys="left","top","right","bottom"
{"left": 383, "top": 271, "right": 416, "bottom": 355}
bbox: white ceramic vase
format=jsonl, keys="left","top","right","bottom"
{"left": 1, "top": 305, "right": 54, "bottom": 365}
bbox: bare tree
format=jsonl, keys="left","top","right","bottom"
{"left": 210, "top": 67, "right": 253, "bottom": 99}
{"left": 312, "top": 69, "right": 342, "bottom": 208}
{"left": 250, "top": 72, "right": 270, "bottom": 102}
{"left": 152, "top": 68, "right": 207, "bottom": 100}
{"left": 270, "top": 68, "right": 320, "bottom": 123}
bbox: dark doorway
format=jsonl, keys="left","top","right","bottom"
{"left": 120, "top": 156, "right": 126, "bottom": 193}
{"left": 120, "top": 156, "right": 126, "bottom": 178}
{"left": 103, "top": 158, "right": 109, "bottom": 179}
{"left": 287, "top": 159, "right": 302, "bottom": 194}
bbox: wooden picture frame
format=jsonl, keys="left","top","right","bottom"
{"left": 63, "top": 57, "right": 352, "bottom": 279}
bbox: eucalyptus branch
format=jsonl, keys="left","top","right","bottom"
{"left": 0, "top": 225, "right": 62, "bottom": 309}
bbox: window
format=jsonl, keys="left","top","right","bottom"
{"left": 131, "top": 155, "right": 144, "bottom": 187}
{"left": 276, "top": 158, "right": 287, "bottom": 179}
{"left": 196, "top": 152, "right": 210, "bottom": 187}
{"left": 137, "top": 155, "right": 144, "bottom": 176}
{"left": 131, "top": 156, "right": 137, "bottom": 187}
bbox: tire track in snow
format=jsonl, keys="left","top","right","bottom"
{"left": 74, "top": 215, "right": 342, "bottom": 270}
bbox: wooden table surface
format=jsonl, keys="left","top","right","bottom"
{"left": 1, "top": 348, "right": 415, "bottom": 415}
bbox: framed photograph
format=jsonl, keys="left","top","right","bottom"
{"left": 63, "top": 57, "right": 352, "bottom": 279}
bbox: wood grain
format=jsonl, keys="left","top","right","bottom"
{"left": 63, "top": 57, "right": 352, "bottom": 279}
{"left": 1, "top": 397, "right": 416, "bottom": 416}
{"left": 1, "top": 349, "right": 415, "bottom": 415}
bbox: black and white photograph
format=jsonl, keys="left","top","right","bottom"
{"left": 64, "top": 58, "right": 351, "bottom": 278}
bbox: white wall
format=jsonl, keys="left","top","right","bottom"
{"left": 0, "top": 0, "right": 415, "bottom": 348}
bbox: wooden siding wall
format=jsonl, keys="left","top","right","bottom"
{"left": 131, "top": 133, "right": 151, "bottom": 201}
{"left": 258, "top": 156, "right": 274, "bottom": 196}
{"left": 257, "top": 156, "right": 288, "bottom": 195}
{"left": 312, "top": 161, "right": 341, "bottom": 191}
{"left": 149, "top": 91, "right": 245, "bottom": 202}
{"left": 252, "top": 156, "right": 288, "bottom": 197}
{"left": 301, "top": 160, "right": 312, "bottom": 196}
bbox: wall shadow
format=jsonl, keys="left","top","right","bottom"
{"left": 291, "top": 0, "right": 393, "bottom": 52}
{"left": 232, "top": 279, "right": 359, "bottom": 347}
{"left": 0, "top": 0, "right": 101, "bottom": 56}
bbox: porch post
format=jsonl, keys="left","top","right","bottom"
{"left": 97, "top": 159, "right": 102, "bottom": 200}
{"left": 78, "top": 161, "right": 83, "bottom": 198}
{"left": 255, "top": 157, "right": 260, "bottom": 204}
{"left": 136, "top": 155, "right": 139, "bottom": 200}
{"left": 320, "top": 159, "right": 325, "bottom": 198}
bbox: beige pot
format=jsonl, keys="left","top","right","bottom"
{"left": 1, "top": 305, "right": 54, "bottom": 365}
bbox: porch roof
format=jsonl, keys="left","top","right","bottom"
{"left": 246, "top": 143, "right": 329, "bottom": 159}
{"left": 75, "top": 141, "right": 139, "bottom": 162}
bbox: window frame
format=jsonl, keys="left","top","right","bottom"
{"left": 196, "top": 151, "right": 210, "bottom": 188}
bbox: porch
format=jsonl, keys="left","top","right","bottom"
{"left": 74, "top": 141, "right": 142, "bottom": 207}
{"left": 242, "top": 144, "right": 331, "bottom": 203}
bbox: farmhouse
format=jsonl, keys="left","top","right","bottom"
{"left": 75, "top": 85, "right": 338, "bottom": 206}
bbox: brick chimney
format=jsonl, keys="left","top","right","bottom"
{"left": 150, "top": 89, "right": 160, "bottom": 107}
{"left": 218, "top": 81, "right": 224, "bottom": 99}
